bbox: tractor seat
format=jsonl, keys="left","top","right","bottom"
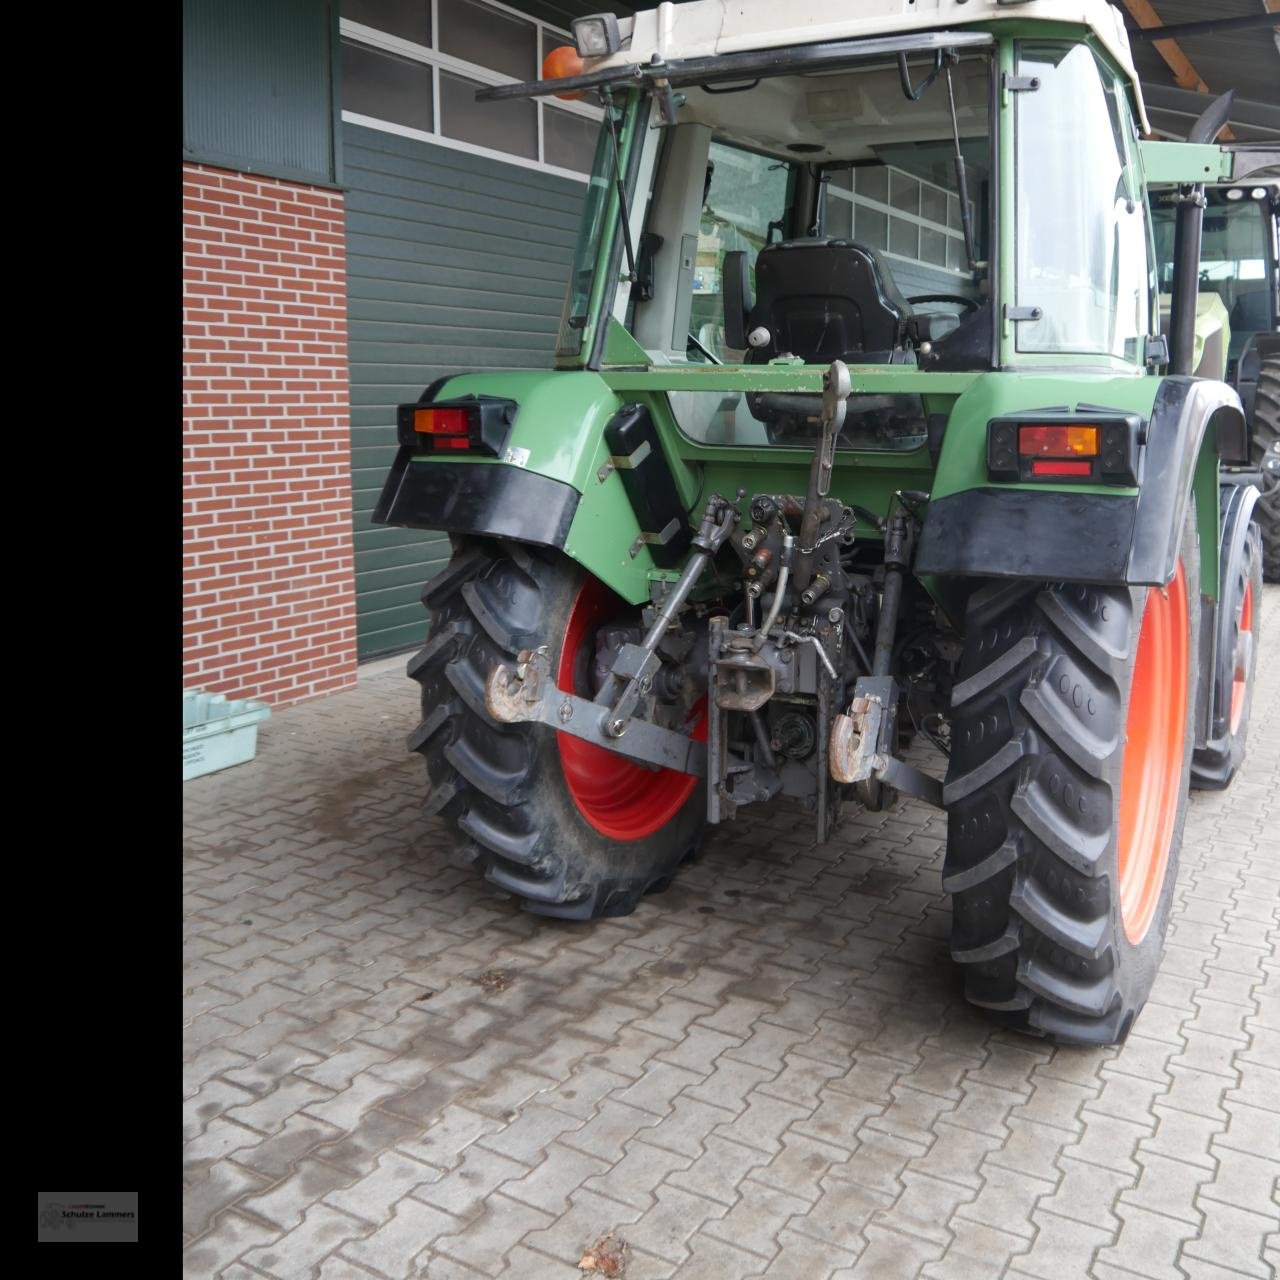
{"left": 737, "top": 240, "right": 926, "bottom": 450}
{"left": 745, "top": 238, "right": 915, "bottom": 365}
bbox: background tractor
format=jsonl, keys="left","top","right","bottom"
{"left": 374, "top": 0, "right": 1270, "bottom": 1047}
{"left": 1152, "top": 178, "right": 1279, "bottom": 580}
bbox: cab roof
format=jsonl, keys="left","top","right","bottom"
{"left": 592, "top": 0, "right": 1150, "bottom": 132}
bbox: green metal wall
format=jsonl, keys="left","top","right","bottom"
{"left": 343, "top": 122, "right": 587, "bottom": 657}
{"left": 183, "top": 0, "right": 340, "bottom": 187}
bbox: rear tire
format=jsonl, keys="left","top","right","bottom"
{"left": 1254, "top": 357, "right": 1280, "bottom": 582}
{"left": 942, "top": 503, "right": 1200, "bottom": 1046}
{"left": 1191, "top": 519, "right": 1262, "bottom": 790}
{"left": 409, "top": 538, "right": 706, "bottom": 919}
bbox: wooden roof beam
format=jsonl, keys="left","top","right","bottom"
{"left": 1119, "top": 0, "right": 1236, "bottom": 140}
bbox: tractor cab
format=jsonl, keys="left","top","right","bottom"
{"left": 1152, "top": 179, "right": 1279, "bottom": 378}
{"left": 615, "top": 46, "right": 995, "bottom": 450}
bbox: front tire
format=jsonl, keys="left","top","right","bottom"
{"left": 942, "top": 505, "right": 1200, "bottom": 1046}
{"left": 409, "top": 538, "right": 706, "bottom": 919}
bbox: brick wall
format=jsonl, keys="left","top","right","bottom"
{"left": 183, "top": 163, "right": 358, "bottom": 708}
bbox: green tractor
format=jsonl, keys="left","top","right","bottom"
{"left": 374, "top": 0, "right": 1269, "bottom": 1046}
{"left": 1151, "top": 177, "right": 1280, "bottom": 581}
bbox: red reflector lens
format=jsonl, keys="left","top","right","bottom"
{"left": 414, "top": 407, "right": 470, "bottom": 436}
{"left": 1018, "top": 425, "right": 1099, "bottom": 457}
{"left": 433, "top": 436, "right": 471, "bottom": 450}
{"left": 1031, "top": 459, "right": 1092, "bottom": 477}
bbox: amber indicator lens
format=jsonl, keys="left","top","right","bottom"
{"left": 542, "top": 44, "right": 586, "bottom": 100}
{"left": 1018, "top": 424, "right": 1099, "bottom": 457}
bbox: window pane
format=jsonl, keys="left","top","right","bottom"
{"left": 342, "top": 0, "right": 430, "bottom": 46}
{"left": 947, "top": 193, "right": 960, "bottom": 232}
{"left": 827, "top": 165, "right": 852, "bottom": 192}
{"left": 890, "top": 169, "right": 920, "bottom": 216}
{"left": 342, "top": 40, "right": 434, "bottom": 132}
{"left": 855, "top": 165, "right": 889, "bottom": 205}
{"left": 824, "top": 194, "right": 852, "bottom": 240}
{"left": 543, "top": 107, "right": 598, "bottom": 174}
{"left": 921, "top": 227, "right": 947, "bottom": 268}
{"left": 856, "top": 205, "right": 888, "bottom": 251}
{"left": 438, "top": 0, "right": 536, "bottom": 81}
{"left": 440, "top": 70, "right": 536, "bottom": 158}
{"left": 947, "top": 234, "right": 965, "bottom": 272}
{"left": 1015, "top": 43, "right": 1145, "bottom": 358}
{"left": 921, "top": 184, "right": 947, "bottom": 226}
{"left": 557, "top": 120, "right": 616, "bottom": 357}
{"left": 890, "top": 215, "right": 918, "bottom": 258}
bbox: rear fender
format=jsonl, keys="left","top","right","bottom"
{"left": 371, "top": 370, "right": 678, "bottom": 605}
{"left": 917, "top": 374, "right": 1243, "bottom": 595}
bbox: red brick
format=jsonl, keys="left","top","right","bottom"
{"left": 183, "top": 162, "right": 357, "bottom": 709}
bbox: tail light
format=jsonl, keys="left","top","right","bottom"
{"left": 396, "top": 395, "right": 517, "bottom": 457}
{"left": 987, "top": 412, "right": 1142, "bottom": 485}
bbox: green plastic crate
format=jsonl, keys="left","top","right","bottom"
{"left": 183, "top": 690, "right": 270, "bottom": 781}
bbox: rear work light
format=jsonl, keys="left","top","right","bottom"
{"left": 395, "top": 396, "right": 518, "bottom": 457}
{"left": 987, "top": 411, "right": 1142, "bottom": 485}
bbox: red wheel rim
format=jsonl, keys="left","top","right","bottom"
{"left": 1117, "top": 562, "right": 1189, "bottom": 944}
{"left": 1229, "top": 578, "right": 1253, "bottom": 735}
{"left": 556, "top": 577, "right": 705, "bottom": 841}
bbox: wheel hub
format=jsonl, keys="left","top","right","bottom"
{"left": 556, "top": 577, "right": 705, "bottom": 841}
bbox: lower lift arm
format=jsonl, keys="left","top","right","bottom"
{"left": 484, "top": 493, "right": 740, "bottom": 774}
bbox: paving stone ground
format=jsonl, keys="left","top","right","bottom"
{"left": 184, "top": 587, "right": 1280, "bottom": 1280}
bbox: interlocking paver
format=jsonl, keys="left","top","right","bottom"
{"left": 1007, "top": 1207, "right": 1116, "bottom": 1280}
{"left": 339, "top": 1198, "right": 462, "bottom": 1277}
{"left": 185, "top": 1077, "right": 260, "bottom": 1140}
{"left": 322, "top": 1148, "right": 443, "bottom": 1225}
{"left": 183, "top": 1209, "right": 282, "bottom": 1278}
{"left": 1181, "top": 1199, "right": 1278, "bottom": 1279}
{"left": 185, "top": 1116, "right": 271, "bottom": 1177}
{"left": 835, "top": 1222, "right": 946, "bottom": 1279}
{"left": 699, "top": 1176, "right": 812, "bottom": 1258}
{"left": 499, "top": 1143, "right": 612, "bottom": 1217}
{"left": 623, "top": 1182, "right": 731, "bottom": 1264}
{"left": 185, "top": 595, "right": 1280, "bottom": 1277}
{"left": 428, "top": 1194, "right": 554, "bottom": 1273}
{"left": 183, "top": 1160, "right": 271, "bottom": 1239}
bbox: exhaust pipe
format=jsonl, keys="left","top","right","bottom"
{"left": 1169, "top": 91, "right": 1235, "bottom": 376}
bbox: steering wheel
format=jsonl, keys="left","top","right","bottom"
{"left": 908, "top": 293, "right": 980, "bottom": 314}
